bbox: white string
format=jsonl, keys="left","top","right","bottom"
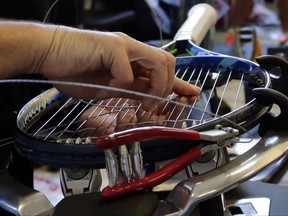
{"left": 0, "top": 79, "right": 197, "bottom": 110}
{"left": 43, "top": 0, "right": 61, "bottom": 23}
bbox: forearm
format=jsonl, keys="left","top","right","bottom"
{"left": 0, "top": 20, "right": 56, "bottom": 78}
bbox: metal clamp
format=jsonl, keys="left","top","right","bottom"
{"left": 60, "top": 168, "right": 102, "bottom": 196}
{"left": 199, "top": 125, "right": 239, "bottom": 147}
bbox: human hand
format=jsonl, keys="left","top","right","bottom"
{"left": 39, "top": 26, "right": 199, "bottom": 110}
{"left": 0, "top": 21, "right": 199, "bottom": 111}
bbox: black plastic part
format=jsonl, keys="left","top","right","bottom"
{"left": 256, "top": 55, "right": 288, "bottom": 96}
{"left": 253, "top": 87, "right": 288, "bottom": 136}
{"left": 199, "top": 195, "right": 224, "bottom": 216}
{"left": 51, "top": 191, "right": 159, "bottom": 216}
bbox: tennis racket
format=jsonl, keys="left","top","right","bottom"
{"left": 12, "top": 3, "right": 275, "bottom": 199}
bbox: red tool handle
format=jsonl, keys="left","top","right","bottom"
{"left": 95, "top": 126, "right": 201, "bottom": 149}
{"left": 101, "top": 146, "right": 202, "bottom": 200}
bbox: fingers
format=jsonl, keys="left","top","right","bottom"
{"left": 113, "top": 33, "right": 200, "bottom": 103}
{"left": 102, "top": 33, "right": 172, "bottom": 107}
{"left": 172, "top": 77, "right": 200, "bottom": 96}
{"left": 115, "top": 34, "right": 175, "bottom": 110}
{"left": 143, "top": 52, "right": 169, "bottom": 109}
{"left": 105, "top": 37, "right": 135, "bottom": 90}
{"left": 148, "top": 47, "right": 176, "bottom": 97}
{"left": 54, "top": 31, "right": 197, "bottom": 109}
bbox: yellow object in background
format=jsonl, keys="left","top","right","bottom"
{"left": 254, "top": 38, "right": 262, "bottom": 61}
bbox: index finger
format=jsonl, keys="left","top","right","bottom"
{"left": 172, "top": 77, "right": 200, "bottom": 96}
{"left": 139, "top": 49, "right": 177, "bottom": 110}
{"left": 142, "top": 50, "right": 169, "bottom": 109}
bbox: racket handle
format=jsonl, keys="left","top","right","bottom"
{"left": 95, "top": 126, "right": 201, "bottom": 149}
{"left": 101, "top": 147, "right": 202, "bottom": 200}
{"left": 174, "top": 3, "right": 217, "bottom": 45}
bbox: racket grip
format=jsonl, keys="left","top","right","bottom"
{"left": 101, "top": 147, "right": 202, "bottom": 200}
{"left": 174, "top": 3, "right": 218, "bottom": 45}
{"left": 95, "top": 126, "right": 201, "bottom": 149}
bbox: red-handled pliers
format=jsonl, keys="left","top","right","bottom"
{"left": 95, "top": 125, "right": 239, "bottom": 200}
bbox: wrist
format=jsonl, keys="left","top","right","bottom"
{"left": 0, "top": 21, "right": 58, "bottom": 78}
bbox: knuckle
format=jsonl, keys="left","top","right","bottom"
{"left": 109, "top": 32, "right": 126, "bottom": 47}
{"left": 169, "top": 55, "right": 176, "bottom": 67}
{"left": 156, "top": 52, "right": 168, "bottom": 65}
{"left": 154, "top": 49, "right": 175, "bottom": 69}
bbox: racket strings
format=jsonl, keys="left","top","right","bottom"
{"left": 199, "top": 69, "right": 220, "bottom": 122}
{"left": 6, "top": 66, "right": 254, "bottom": 141}
{"left": 232, "top": 73, "right": 245, "bottom": 110}
{"left": 160, "top": 67, "right": 197, "bottom": 128}
{"left": 4, "top": 77, "right": 256, "bottom": 149}
{"left": 54, "top": 99, "right": 93, "bottom": 139}
{"left": 32, "top": 97, "right": 74, "bottom": 137}
{"left": 1, "top": 70, "right": 258, "bottom": 146}
{"left": 177, "top": 64, "right": 223, "bottom": 125}
{"left": 214, "top": 69, "right": 233, "bottom": 116}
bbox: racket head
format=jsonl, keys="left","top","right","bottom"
{"left": 13, "top": 85, "right": 203, "bottom": 168}
{"left": 13, "top": 53, "right": 271, "bottom": 168}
